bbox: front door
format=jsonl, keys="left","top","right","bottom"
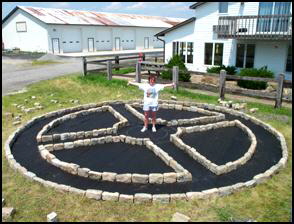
{"left": 52, "top": 38, "right": 60, "bottom": 54}
{"left": 144, "top": 37, "right": 149, "bottom": 49}
{"left": 115, "top": 37, "right": 120, "bottom": 51}
{"left": 88, "top": 38, "right": 94, "bottom": 52}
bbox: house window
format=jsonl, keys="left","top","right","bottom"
{"left": 205, "top": 43, "right": 223, "bottom": 65}
{"left": 214, "top": 43, "right": 224, "bottom": 65}
{"left": 16, "top": 22, "right": 27, "bottom": 32}
{"left": 257, "top": 2, "right": 291, "bottom": 32}
{"left": 219, "top": 2, "right": 228, "bottom": 13}
{"left": 172, "top": 42, "right": 179, "bottom": 56}
{"left": 179, "top": 42, "right": 186, "bottom": 63}
{"left": 286, "top": 45, "right": 292, "bottom": 72}
{"left": 205, "top": 43, "right": 213, "bottom": 65}
{"left": 187, "top": 42, "right": 194, "bottom": 63}
{"left": 236, "top": 44, "right": 255, "bottom": 68}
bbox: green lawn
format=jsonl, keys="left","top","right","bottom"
{"left": 2, "top": 70, "right": 292, "bottom": 222}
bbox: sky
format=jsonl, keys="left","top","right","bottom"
{"left": 2, "top": 2, "right": 195, "bottom": 20}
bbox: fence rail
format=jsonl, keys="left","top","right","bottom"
{"left": 82, "top": 57, "right": 291, "bottom": 108}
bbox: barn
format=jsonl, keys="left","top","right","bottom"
{"left": 2, "top": 6, "right": 185, "bottom": 54}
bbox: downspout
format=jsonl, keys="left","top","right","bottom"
{"left": 156, "top": 35, "right": 165, "bottom": 63}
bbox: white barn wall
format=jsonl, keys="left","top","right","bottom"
{"left": 2, "top": 9, "right": 49, "bottom": 52}
{"left": 47, "top": 25, "right": 165, "bottom": 52}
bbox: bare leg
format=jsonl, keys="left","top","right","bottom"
{"left": 144, "top": 111, "right": 149, "bottom": 128}
{"left": 151, "top": 111, "right": 156, "bottom": 127}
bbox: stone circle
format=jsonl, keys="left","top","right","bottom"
{"left": 5, "top": 99, "right": 288, "bottom": 203}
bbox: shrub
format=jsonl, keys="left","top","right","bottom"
{"left": 237, "top": 66, "right": 274, "bottom": 90}
{"left": 161, "top": 55, "right": 191, "bottom": 82}
{"left": 206, "top": 65, "right": 237, "bottom": 75}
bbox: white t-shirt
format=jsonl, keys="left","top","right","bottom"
{"left": 139, "top": 83, "right": 165, "bottom": 106}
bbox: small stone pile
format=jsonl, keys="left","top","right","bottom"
{"left": 2, "top": 197, "right": 16, "bottom": 220}
{"left": 217, "top": 99, "right": 247, "bottom": 110}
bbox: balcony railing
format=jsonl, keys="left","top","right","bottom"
{"left": 214, "top": 14, "right": 292, "bottom": 40}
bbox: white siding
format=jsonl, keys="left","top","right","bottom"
{"left": 163, "top": 2, "right": 292, "bottom": 78}
{"left": 2, "top": 9, "right": 48, "bottom": 52}
{"left": 254, "top": 41, "right": 289, "bottom": 75}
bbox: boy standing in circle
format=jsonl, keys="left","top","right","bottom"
{"left": 128, "top": 75, "right": 174, "bottom": 132}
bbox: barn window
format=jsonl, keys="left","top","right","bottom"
{"left": 131, "top": 40, "right": 133, "bottom": 42}
{"left": 107, "top": 40, "right": 110, "bottom": 42}
{"left": 16, "top": 22, "right": 27, "bottom": 32}
{"left": 53, "top": 28, "right": 56, "bottom": 32}
{"left": 126, "top": 40, "right": 129, "bottom": 42}
{"left": 102, "top": 40, "right": 104, "bottom": 42}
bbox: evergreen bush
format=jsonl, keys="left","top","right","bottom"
{"left": 237, "top": 66, "right": 274, "bottom": 90}
{"left": 161, "top": 55, "right": 191, "bottom": 82}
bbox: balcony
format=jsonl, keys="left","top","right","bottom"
{"left": 214, "top": 14, "right": 292, "bottom": 40}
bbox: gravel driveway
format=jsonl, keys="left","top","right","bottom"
{"left": 2, "top": 56, "right": 84, "bottom": 96}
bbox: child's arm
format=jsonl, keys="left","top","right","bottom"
{"left": 128, "top": 81, "right": 141, "bottom": 87}
{"left": 162, "top": 82, "right": 175, "bottom": 88}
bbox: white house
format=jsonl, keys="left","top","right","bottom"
{"left": 2, "top": 6, "right": 185, "bottom": 54}
{"left": 156, "top": 2, "right": 292, "bottom": 80}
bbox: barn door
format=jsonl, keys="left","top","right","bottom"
{"left": 144, "top": 37, "right": 149, "bottom": 49}
{"left": 52, "top": 38, "right": 60, "bottom": 54}
{"left": 115, "top": 37, "right": 120, "bottom": 51}
{"left": 88, "top": 38, "right": 94, "bottom": 52}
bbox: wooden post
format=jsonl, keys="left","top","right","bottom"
{"left": 107, "top": 60, "right": 112, "bottom": 81}
{"left": 172, "top": 66, "right": 179, "bottom": 91}
{"left": 135, "top": 62, "right": 141, "bottom": 83}
{"left": 142, "top": 53, "right": 146, "bottom": 62}
{"left": 219, "top": 69, "right": 227, "bottom": 100}
{"left": 274, "top": 73, "right": 285, "bottom": 108}
{"left": 115, "top": 55, "right": 119, "bottom": 71}
{"left": 155, "top": 56, "right": 158, "bottom": 62}
{"left": 82, "top": 57, "right": 87, "bottom": 76}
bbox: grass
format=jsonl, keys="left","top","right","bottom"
{"left": 2, "top": 70, "right": 292, "bottom": 222}
{"left": 31, "top": 60, "right": 63, "bottom": 66}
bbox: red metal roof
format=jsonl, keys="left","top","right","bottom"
{"left": 17, "top": 6, "right": 186, "bottom": 28}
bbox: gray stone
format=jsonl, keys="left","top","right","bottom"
{"left": 116, "top": 174, "right": 132, "bottom": 183}
{"left": 47, "top": 211, "right": 58, "bottom": 222}
{"left": 102, "top": 192, "right": 119, "bottom": 201}
{"left": 119, "top": 194, "right": 134, "bottom": 203}
{"left": 102, "top": 172, "right": 117, "bottom": 182}
{"left": 149, "top": 173, "right": 163, "bottom": 184}
{"left": 134, "top": 193, "right": 152, "bottom": 203}
{"left": 88, "top": 171, "right": 102, "bottom": 180}
{"left": 171, "top": 212, "right": 191, "bottom": 222}
{"left": 132, "top": 174, "right": 149, "bottom": 184}
{"left": 12, "top": 121, "right": 21, "bottom": 126}
{"left": 77, "top": 168, "right": 90, "bottom": 177}
{"left": 163, "top": 172, "right": 177, "bottom": 183}
{"left": 64, "top": 142, "right": 74, "bottom": 149}
{"left": 186, "top": 192, "right": 205, "bottom": 200}
{"left": 86, "top": 189, "right": 102, "bottom": 200}
{"left": 152, "top": 194, "right": 170, "bottom": 203}
{"left": 2, "top": 207, "right": 16, "bottom": 219}
{"left": 170, "top": 194, "right": 187, "bottom": 201}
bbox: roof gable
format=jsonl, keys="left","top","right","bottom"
{"left": 155, "top": 17, "right": 196, "bottom": 36}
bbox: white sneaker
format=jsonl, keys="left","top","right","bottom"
{"left": 141, "top": 126, "right": 147, "bottom": 132}
{"left": 152, "top": 126, "right": 156, "bottom": 132}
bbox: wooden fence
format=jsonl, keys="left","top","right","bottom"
{"left": 133, "top": 63, "right": 291, "bottom": 108}
{"left": 82, "top": 57, "right": 291, "bottom": 108}
{"left": 82, "top": 52, "right": 163, "bottom": 76}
